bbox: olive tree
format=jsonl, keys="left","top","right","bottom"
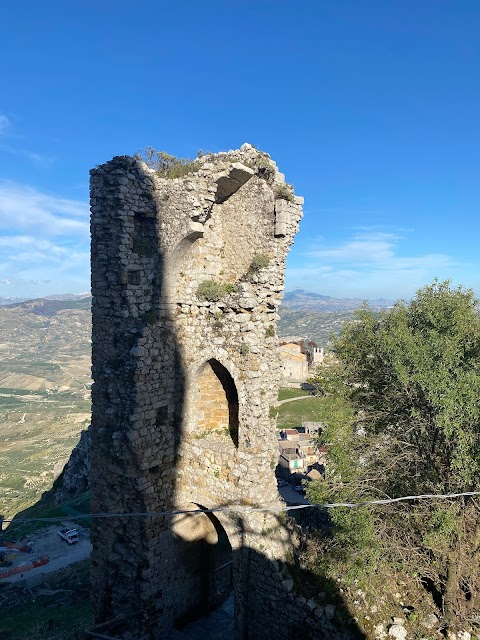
{"left": 307, "top": 280, "right": 480, "bottom": 630}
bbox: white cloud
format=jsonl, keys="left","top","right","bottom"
{"left": 0, "top": 183, "right": 90, "bottom": 298}
{"left": 287, "top": 230, "right": 457, "bottom": 300}
{"left": 0, "top": 181, "right": 89, "bottom": 237}
{"left": 0, "top": 114, "right": 10, "bottom": 134}
{"left": 309, "top": 231, "right": 453, "bottom": 272}
{"left": 0, "top": 143, "right": 55, "bottom": 168}
{"left": 0, "top": 113, "right": 55, "bottom": 167}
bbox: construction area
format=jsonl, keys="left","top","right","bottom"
{"left": 0, "top": 523, "right": 91, "bottom": 584}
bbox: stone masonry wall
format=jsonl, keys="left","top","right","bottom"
{"left": 90, "top": 144, "right": 310, "bottom": 639}
{"left": 195, "top": 362, "right": 231, "bottom": 432}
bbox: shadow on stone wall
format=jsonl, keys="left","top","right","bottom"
{"left": 86, "top": 508, "right": 367, "bottom": 639}
{"left": 4, "top": 152, "right": 367, "bottom": 640}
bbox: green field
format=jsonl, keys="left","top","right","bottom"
{"left": 275, "top": 393, "right": 352, "bottom": 431}
{"left": 277, "top": 387, "right": 311, "bottom": 401}
{"left": 275, "top": 397, "right": 325, "bottom": 429}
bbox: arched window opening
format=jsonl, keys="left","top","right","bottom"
{"left": 195, "top": 359, "right": 239, "bottom": 447}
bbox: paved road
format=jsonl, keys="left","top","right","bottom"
{"left": 278, "top": 484, "right": 309, "bottom": 505}
{"left": 164, "top": 595, "right": 234, "bottom": 640}
{"left": 276, "top": 395, "right": 313, "bottom": 406}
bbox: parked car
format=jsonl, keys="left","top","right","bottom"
{"left": 276, "top": 479, "right": 288, "bottom": 488}
{"left": 294, "top": 485, "right": 306, "bottom": 494}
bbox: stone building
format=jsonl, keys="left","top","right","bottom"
{"left": 90, "top": 145, "right": 307, "bottom": 638}
{"left": 279, "top": 338, "right": 309, "bottom": 384}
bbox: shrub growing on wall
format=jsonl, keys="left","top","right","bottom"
{"left": 196, "top": 280, "right": 237, "bottom": 302}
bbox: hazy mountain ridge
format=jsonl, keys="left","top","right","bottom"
{"left": 278, "top": 308, "right": 355, "bottom": 345}
{"left": 0, "top": 296, "right": 29, "bottom": 306}
{"left": 6, "top": 296, "right": 92, "bottom": 317}
{"left": 283, "top": 289, "right": 393, "bottom": 312}
{"left": 278, "top": 289, "right": 394, "bottom": 344}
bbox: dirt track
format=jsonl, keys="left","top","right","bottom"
{"left": 0, "top": 522, "right": 91, "bottom": 583}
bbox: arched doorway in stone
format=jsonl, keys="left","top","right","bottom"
{"left": 194, "top": 359, "right": 239, "bottom": 447}
{"left": 172, "top": 503, "right": 233, "bottom": 629}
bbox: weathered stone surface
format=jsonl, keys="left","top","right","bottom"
{"left": 89, "top": 146, "right": 357, "bottom": 640}
{"left": 388, "top": 624, "right": 408, "bottom": 640}
{"left": 52, "top": 425, "right": 91, "bottom": 504}
{"left": 214, "top": 162, "right": 255, "bottom": 203}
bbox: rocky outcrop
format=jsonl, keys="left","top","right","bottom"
{"left": 52, "top": 425, "right": 91, "bottom": 505}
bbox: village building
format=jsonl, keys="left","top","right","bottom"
{"left": 278, "top": 425, "right": 322, "bottom": 474}
{"left": 278, "top": 337, "right": 328, "bottom": 385}
{"left": 278, "top": 338, "right": 309, "bottom": 384}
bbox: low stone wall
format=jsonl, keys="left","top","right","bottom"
{"left": 243, "top": 549, "right": 362, "bottom": 640}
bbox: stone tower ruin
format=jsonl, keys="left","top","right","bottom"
{"left": 90, "top": 144, "right": 303, "bottom": 639}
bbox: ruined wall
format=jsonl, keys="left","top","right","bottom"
{"left": 90, "top": 144, "right": 304, "bottom": 639}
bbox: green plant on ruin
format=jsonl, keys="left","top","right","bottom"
{"left": 132, "top": 236, "right": 156, "bottom": 257}
{"left": 212, "top": 310, "right": 224, "bottom": 330}
{"left": 274, "top": 183, "right": 294, "bottom": 202}
{"left": 239, "top": 342, "right": 250, "bottom": 356}
{"left": 248, "top": 253, "right": 270, "bottom": 274}
{"left": 134, "top": 146, "right": 200, "bottom": 179}
{"left": 196, "top": 280, "right": 237, "bottom": 302}
{"left": 253, "top": 156, "right": 276, "bottom": 184}
{"left": 269, "top": 405, "right": 279, "bottom": 419}
{"left": 265, "top": 325, "right": 275, "bottom": 338}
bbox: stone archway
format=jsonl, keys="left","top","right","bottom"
{"left": 171, "top": 503, "right": 233, "bottom": 628}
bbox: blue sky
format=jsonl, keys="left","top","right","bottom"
{"left": 1, "top": 0, "right": 479, "bottom": 301}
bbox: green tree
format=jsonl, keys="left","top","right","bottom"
{"left": 307, "top": 280, "right": 480, "bottom": 630}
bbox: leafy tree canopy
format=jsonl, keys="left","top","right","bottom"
{"left": 305, "top": 281, "right": 480, "bottom": 630}
{"left": 335, "top": 279, "right": 480, "bottom": 492}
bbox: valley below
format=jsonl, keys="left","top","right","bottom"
{"left": 0, "top": 291, "right": 365, "bottom": 523}
{"left": 0, "top": 298, "right": 91, "bottom": 521}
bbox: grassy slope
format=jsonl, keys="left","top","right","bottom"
{"left": 0, "top": 560, "right": 92, "bottom": 640}
{"left": 277, "top": 387, "right": 311, "bottom": 401}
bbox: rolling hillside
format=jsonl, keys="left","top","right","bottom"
{"left": 0, "top": 289, "right": 387, "bottom": 520}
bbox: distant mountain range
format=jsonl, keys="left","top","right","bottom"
{"left": 0, "top": 296, "right": 29, "bottom": 306}
{"left": 0, "top": 289, "right": 393, "bottom": 346}
{"left": 282, "top": 289, "right": 393, "bottom": 312}
{"left": 0, "top": 292, "right": 91, "bottom": 307}
{"left": 2, "top": 289, "right": 393, "bottom": 312}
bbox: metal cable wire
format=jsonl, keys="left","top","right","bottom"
{"left": 3, "top": 490, "right": 480, "bottom": 523}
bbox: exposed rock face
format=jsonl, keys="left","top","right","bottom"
{"left": 91, "top": 145, "right": 347, "bottom": 639}
{"left": 53, "top": 425, "right": 91, "bottom": 505}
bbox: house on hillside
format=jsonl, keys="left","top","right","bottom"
{"left": 278, "top": 427, "right": 321, "bottom": 473}
{"left": 278, "top": 338, "right": 309, "bottom": 384}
